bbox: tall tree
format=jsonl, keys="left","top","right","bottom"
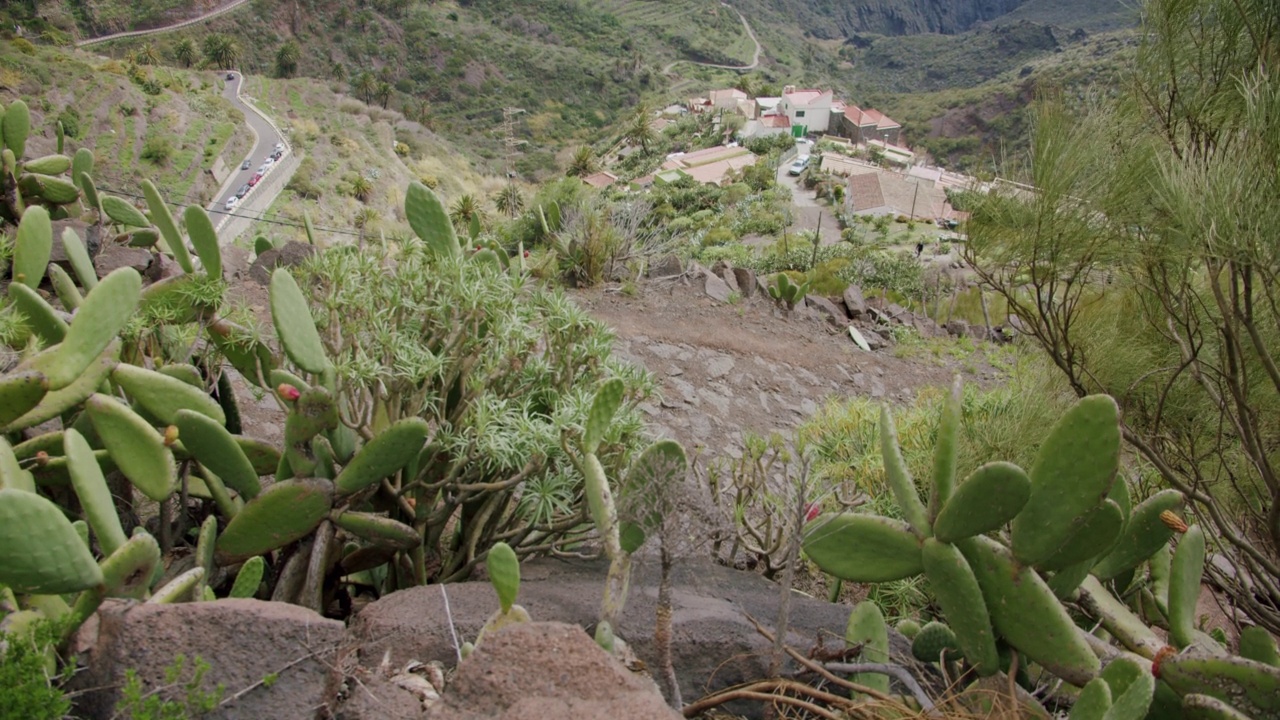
{"left": 624, "top": 103, "right": 656, "bottom": 152}
{"left": 374, "top": 81, "right": 393, "bottom": 109}
{"left": 963, "top": 0, "right": 1280, "bottom": 633}
{"left": 172, "top": 38, "right": 197, "bottom": 68}
{"left": 352, "top": 72, "right": 376, "bottom": 105}
{"left": 276, "top": 40, "right": 300, "bottom": 78}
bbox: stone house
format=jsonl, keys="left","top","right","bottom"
{"left": 838, "top": 105, "right": 902, "bottom": 145}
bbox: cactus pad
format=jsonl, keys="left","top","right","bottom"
{"left": 333, "top": 417, "right": 429, "bottom": 496}
{"left": 1168, "top": 524, "right": 1206, "bottom": 649}
{"left": 9, "top": 282, "right": 68, "bottom": 344}
{"left": 30, "top": 267, "right": 140, "bottom": 390}
{"left": 1239, "top": 626, "right": 1279, "bottom": 667}
{"left": 959, "top": 535, "right": 1100, "bottom": 686}
{"left": 215, "top": 478, "right": 334, "bottom": 563}
{"left": 845, "top": 600, "right": 890, "bottom": 694}
{"left": 879, "top": 406, "right": 931, "bottom": 537}
{"left": 5, "top": 341, "right": 119, "bottom": 432}
{"left": 1011, "top": 395, "right": 1120, "bottom": 566}
{"left": 174, "top": 409, "right": 261, "bottom": 500}
{"left": 405, "top": 182, "right": 460, "bottom": 259}
{"left": 928, "top": 376, "right": 963, "bottom": 519}
{"left": 911, "top": 621, "right": 961, "bottom": 662}
{"left": 65, "top": 428, "right": 128, "bottom": 557}
{"left": 270, "top": 268, "right": 332, "bottom": 375}
{"left": 12, "top": 205, "right": 52, "bottom": 290}
{"left": 86, "top": 393, "right": 176, "bottom": 502}
{"left": 230, "top": 556, "right": 266, "bottom": 599}
{"left": 922, "top": 538, "right": 999, "bottom": 675}
{"left": 584, "top": 378, "right": 624, "bottom": 455}
{"left": 0, "top": 370, "right": 49, "bottom": 427}
{"left": 932, "top": 461, "right": 1030, "bottom": 543}
{"left": 802, "top": 513, "right": 925, "bottom": 583}
{"left": 487, "top": 541, "right": 520, "bottom": 614}
{"left": 1159, "top": 654, "right": 1280, "bottom": 719}
{"left": 141, "top": 180, "right": 192, "bottom": 272}
{"left": 183, "top": 205, "right": 221, "bottom": 279}
{"left": 329, "top": 509, "right": 419, "bottom": 551}
{"left": 0, "top": 487, "right": 104, "bottom": 594}
{"left": 112, "top": 364, "right": 226, "bottom": 426}
{"left": 1093, "top": 489, "right": 1185, "bottom": 581}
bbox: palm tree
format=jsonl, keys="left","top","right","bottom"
{"left": 352, "top": 72, "right": 375, "bottom": 105}
{"left": 449, "top": 194, "right": 484, "bottom": 229}
{"left": 173, "top": 38, "right": 197, "bottom": 68}
{"left": 494, "top": 184, "right": 524, "bottom": 218}
{"left": 137, "top": 42, "right": 160, "bottom": 66}
{"left": 375, "top": 81, "right": 393, "bottom": 109}
{"left": 330, "top": 61, "right": 347, "bottom": 82}
{"left": 733, "top": 74, "right": 755, "bottom": 97}
{"left": 349, "top": 175, "right": 374, "bottom": 202}
{"left": 567, "top": 146, "right": 599, "bottom": 177}
{"left": 624, "top": 103, "right": 656, "bottom": 152}
{"left": 202, "top": 34, "right": 240, "bottom": 69}
{"left": 276, "top": 40, "right": 300, "bottom": 78}
{"left": 222, "top": 39, "right": 241, "bottom": 70}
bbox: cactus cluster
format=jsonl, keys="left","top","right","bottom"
{"left": 767, "top": 272, "right": 809, "bottom": 312}
{"left": 802, "top": 378, "right": 1280, "bottom": 718}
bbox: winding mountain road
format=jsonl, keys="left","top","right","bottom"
{"left": 75, "top": 0, "right": 252, "bottom": 47}
{"left": 663, "top": 2, "right": 763, "bottom": 74}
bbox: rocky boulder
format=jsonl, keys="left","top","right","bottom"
{"left": 94, "top": 245, "right": 152, "bottom": 278}
{"left": 732, "top": 267, "right": 757, "bottom": 298}
{"left": 70, "top": 599, "right": 345, "bottom": 720}
{"left": 348, "top": 558, "right": 921, "bottom": 719}
{"left": 805, "top": 295, "right": 847, "bottom": 328}
{"left": 842, "top": 285, "right": 868, "bottom": 318}
{"left": 648, "top": 254, "right": 683, "bottom": 278}
{"left": 426, "top": 622, "right": 680, "bottom": 720}
{"left": 249, "top": 242, "right": 318, "bottom": 285}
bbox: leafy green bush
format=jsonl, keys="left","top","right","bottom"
{"left": 0, "top": 618, "right": 72, "bottom": 720}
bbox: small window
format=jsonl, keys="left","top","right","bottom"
{"left": 796, "top": 110, "right": 806, "bottom": 118}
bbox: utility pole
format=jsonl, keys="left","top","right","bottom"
{"left": 501, "top": 107, "right": 526, "bottom": 218}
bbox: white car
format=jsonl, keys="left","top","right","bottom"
{"left": 263, "top": 156, "right": 275, "bottom": 169}
{"left": 224, "top": 196, "right": 238, "bottom": 211}
{"left": 788, "top": 156, "right": 811, "bottom": 176}
{"left": 274, "top": 142, "right": 285, "bottom": 153}
{"left": 257, "top": 164, "right": 268, "bottom": 175}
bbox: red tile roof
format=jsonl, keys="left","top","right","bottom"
{"left": 844, "top": 105, "right": 901, "bottom": 129}
{"left": 762, "top": 114, "right": 791, "bottom": 128}
{"left": 581, "top": 171, "right": 618, "bottom": 189}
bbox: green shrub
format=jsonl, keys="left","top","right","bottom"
{"left": 0, "top": 618, "right": 72, "bottom": 720}
{"left": 12, "top": 38, "right": 35, "bottom": 55}
{"left": 140, "top": 132, "right": 174, "bottom": 165}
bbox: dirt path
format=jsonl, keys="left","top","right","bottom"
{"left": 662, "top": 2, "right": 763, "bottom": 74}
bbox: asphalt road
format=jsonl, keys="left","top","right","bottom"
{"left": 211, "top": 71, "right": 284, "bottom": 216}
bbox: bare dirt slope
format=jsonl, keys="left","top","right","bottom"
{"left": 573, "top": 275, "right": 991, "bottom": 460}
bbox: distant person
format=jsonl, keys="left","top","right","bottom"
{"left": 916, "top": 241, "right": 925, "bottom": 258}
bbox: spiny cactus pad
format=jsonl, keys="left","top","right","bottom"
{"left": 1011, "top": 394, "right": 1120, "bottom": 567}
{"left": 230, "top": 556, "right": 266, "bottom": 599}
{"left": 61, "top": 227, "right": 98, "bottom": 290}
{"left": 112, "top": 364, "right": 226, "bottom": 426}
{"left": 13, "top": 205, "right": 52, "bottom": 290}
{"left": 9, "top": 282, "right": 68, "bottom": 344}
{"left": 270, "top": 268, "right": 332, "bottom": 375}
{"left": 1037, "top": 499, "right": 1125, "bottom": 573}
{"left": 142, "top": 180, "right": 192, "bottom": 273}
{"left": 845, "top": 600, "right": 890, "bottom": 694}
{"left": 333, "top": 417, "right": 430, "bottom": 496}
{"left": 911, "top": 621, "right": 961, "bottom": 662}
{"left": 1071, "top": 678, "right": 1113, "bottom": 719}
{"left": 959, "top": 535, "right": 1100, "bottom": 686}
{"left": 0, "top": 487, "right": 104, "bottom": 594}
{"left": 215, "top": 478, "right": 334, "bottom": 563}
{"left": 928, "top": 377, "right": 963, "bottom": 519}
{"left": 31, "top": 267, "right": 140, "bottom": 390}
{"left": 802, "top": 513, "right": 925, "bottom": 583}
{"left": 921, "top": 538, "right": 999, "bottom": 675}
{"left": 1158, "top": 654, "right": 1280, "bottom": 719}
{"left": 584, "top": 378, "right": 624, "bottom": 456}
{"left": 86, "top": 393, "right": 176, "bottom": 502}
{"left": 329, "top": 510, "right": 419, "bottom": 551}
{"left": 405, "top": 181, "right": 460, "bottom": 259}
{"left": 1168, "top": 524, "right": 1206, "bottom": 649}
{"left": 1092, "top": 489, "right": 1185, "bottom": 580}
{"left": 487, "top": 541, "right": 520, "bottom": 614}
{"left": 0, "top": 370, "right": 48, "bottom": 428}
{"left": 65, "top": 428, "right": 128, "bottom": 557}
{"left": 5, "top": 340, "right": 120, "bottom": 432}
{"left": 183, "top": 204, "right": 221, "bottom": 279}
{"left": 879, "top": 406, "right": 931, "bottom": 537}
{"left": 932, "top": 461, "right": 1030, "bottom": 543}
{"left": 174, "top": 409, "right": 261, "bottom": 500}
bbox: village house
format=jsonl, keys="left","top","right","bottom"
{"left": 838, "top": 105, "right": 902, "bottom": 146}
{"left": 657, "top": 144, "right": 758, "bottom": 186}
{"left": 776, "top": 86, "right": 834, "bottom": 134}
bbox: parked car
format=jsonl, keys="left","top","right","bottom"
{"left": 248, "top": 173, "right": 263, "bottom": 187}
{"left": 226, "top": 73, "right": 235, "bottom": 81}
{"left": 257, "top": 165, "right": 267, "bottom": 175}
{"left": 263, "top": 156, "right": 275, "bottom": 169}
{"left": 240, "top": 159, "right": 251, "bottom": 171}
{"left": 235, "top": 184, "right": 251, "bottom": 199}
{"left": 271, "top": 150, "right": 283, "bottom": 161}
{"left": 274, "top": 142, "right": 285, "bottom": 153}
{"left": 224, "top": 196, "right": 238, "bottom": 211}
{"left": 788, "top": 156, "right": 810, "bottom": 176}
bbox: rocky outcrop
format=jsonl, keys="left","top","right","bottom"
{"left": 426, "top": 622, "right": 680, "bottom": 720}
{"left": 249, "top": 242, "right": 318, "bottom": 285}
{"left": 69, "top": 599, "right": 345, "bottom": 720}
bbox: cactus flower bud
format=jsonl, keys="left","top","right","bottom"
{"left": 277, "top": 383, "right": 301, "bottom": 401}
{"left": 34, "top": 450, "right": 49, "bottom": 466}
{"left": 1159, "top": 510, "right": 1189, "bottom": 534}
{"left": 523, "top": 250, "right": 530, "bottom": 258}
{"left": 163, "top": 425, "right": 179, "bottom": 447}
{"left": 803, "top": 502, "right": 821, "bottom": 524}
{"left": 1151, "top": 645, "right": 1177, "bottom": 678}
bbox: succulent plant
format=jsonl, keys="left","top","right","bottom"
{"left": 801, "top": 376, "right": 1280, "bottom": 717}
{"left": 767, "top": 272, "right": 810, "bottom": 312}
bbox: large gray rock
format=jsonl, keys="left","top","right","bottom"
{"left": 732, "top": 267, "right": 757, "bottom": 298}
{"left": 648, "top": 254, "right": 683, "bottom": 278}
{"left": 70, "top": 599, "right": 345, "bottom": 720}
{"left": 842, "top": 285, "right": 868, "bottom": 318}
{"left": 349, "top": 558, "right": 922, "bottom": 719}
{"left": 94, "top": 245, "right": 152, "bottom": 278}
{"left": 805, "top": 295, "right": 847, "bottom": 328}
{"left": 426, "top": 622, "right": 679, "bottom": 720}
{"left": 221, "top": 245, "right": 253, "bottom": 282}
{"left": 249, "top": 242, "right": 318, "bottom": 285}
{"left": 703, "top": 270, "right": 732, "bottom": 303}
{"left": 946, "top": 319, "right": 971, "bottom": 338}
